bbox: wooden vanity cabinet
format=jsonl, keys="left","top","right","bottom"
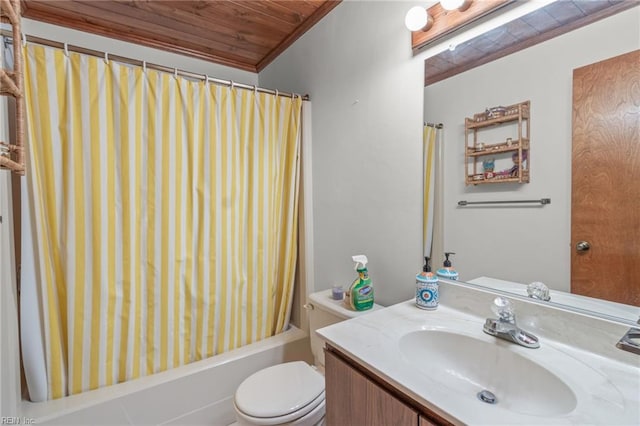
{"left": 324, "top": 345, "right": 452, "bottom": 426}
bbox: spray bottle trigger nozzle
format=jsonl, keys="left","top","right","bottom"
{"left": 352, "top": 254, "right": 368, "bottom": 270}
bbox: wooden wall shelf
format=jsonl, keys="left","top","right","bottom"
{"left": 0, "top": 0, "right": 25, "bottom": 175}
{"left": 464, "top": 100, "right": 530, "bottom": 185}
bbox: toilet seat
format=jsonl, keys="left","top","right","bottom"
{"left": 234, "top": 391, "right": 325, "bottom": 425}
{"left": 234, "top": 361, "right": 325, "bottom": 425}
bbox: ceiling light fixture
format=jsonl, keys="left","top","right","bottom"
{"left": 440, "top": 0, "right": 472, "bottom": 12}
{"left": 405, "top": 6, "right": 434, "bottom": 32}
{"left": 405, "top": 1, "right": 472, "bottom": 34}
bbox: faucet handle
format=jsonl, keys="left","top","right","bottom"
{"left": 527, "top": 281, "right": 550, "bottom": 301}
{"left": 491, "top": 297, "right": 515, "bottom": 322}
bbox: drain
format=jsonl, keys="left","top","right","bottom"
{"left": 477, "top": 390, "right": 498, "bottom": 404}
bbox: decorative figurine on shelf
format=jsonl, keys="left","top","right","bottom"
{"left": 485, "top": 106, "right": 506, "bottom": 119}
{"left": 483, "top": 158, "right": 495, "bottom": 179}
{"left": 495, "top": 150, "right": 528, "bottom": 178}
{"left": 509, "top": 150, "right": 528, "bottom": 177}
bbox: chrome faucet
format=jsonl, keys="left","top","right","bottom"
{"left": 483, "top": 297, "right": 540, "bottom": 349}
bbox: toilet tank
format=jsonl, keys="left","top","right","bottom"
{"left": 307, "top": 289, "right": 383, "bottom": 368}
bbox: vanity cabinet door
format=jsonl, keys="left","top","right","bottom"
{"left": 325, "top": 349, "right": 418, "bottom": 426}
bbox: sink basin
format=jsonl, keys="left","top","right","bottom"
{"left": 399, "top": 330, "right": 577, "bottom": 417}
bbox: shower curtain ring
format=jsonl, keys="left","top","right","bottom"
{"left": 174, "top": 68, "right": 178, "bottom": 78}
{"left": 142, "top": 61, "right": 146, "bottom": 73}
{"left": 63, "top": 43, "right": 69, "bottom": 56}
{"left": 21, "top": 32, "right": 26, "bottom": 47}
{"left": 104, "top": 52, "right": 109, "bottom": 63}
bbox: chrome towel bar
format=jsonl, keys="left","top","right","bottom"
{"left": 458, "top": 198, "right": 551, "bottom": 206}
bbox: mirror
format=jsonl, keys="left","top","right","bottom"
{"left": 423, "top": 6, "right": 640, "bottom": 325}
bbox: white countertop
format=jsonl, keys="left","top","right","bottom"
{"left": 317, "top": 292, "right": 640, "bottom": 425}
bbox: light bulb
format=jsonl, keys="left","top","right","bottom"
{"left": 440, "top": 0, "right": 465, "bottom": 11}
{"left": 405, "top": 6, "right": 428, "bottom": 31}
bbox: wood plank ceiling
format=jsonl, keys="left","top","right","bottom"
{"left": 21, "top": 0, "right": 341, "bottom": 72}
{"left": 423, "top": 0, "right": 639, "bottom": 86}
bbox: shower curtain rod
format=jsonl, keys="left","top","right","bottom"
{"left": 1, "top": 31, "right": 309, "bottom": 101}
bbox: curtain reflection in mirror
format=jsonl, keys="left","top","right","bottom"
{"left": 423, "top": 123, "right": 444, "bottom": 266}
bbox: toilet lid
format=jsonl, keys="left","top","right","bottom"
{"left": 235, "top": 361, "right": 324, "bottom": 418}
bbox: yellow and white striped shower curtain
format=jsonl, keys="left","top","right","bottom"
{"left": 423, "top": 125, "right": 437, "bottom": 258}
{"left": 423, "top": 124, "right": 444, "bottom": 267}
{"left": 22, "top": 44, "right": 302, "bottom": 400}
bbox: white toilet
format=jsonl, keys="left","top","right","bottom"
{"left": 233, "top": 289, "right": 382, "bottom": 426}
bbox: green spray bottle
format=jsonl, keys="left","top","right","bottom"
{"left": 349, "top": 255, "right": 374, "bottom": 311}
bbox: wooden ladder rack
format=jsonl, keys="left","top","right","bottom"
{"left": 0, "top": 0, "right": 25, "bottom": 175}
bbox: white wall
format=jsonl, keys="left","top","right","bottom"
{"left": 424, "top": 8, "right": 640, "bottom": 291}
{"left": 259, "top": 1, "right": 430, "bottom": 306}
{"left": 0, "top": 89, "right": 21, "bottom": 416}
{"left": 0, "top": 172, "right": 20, "bottom": 417}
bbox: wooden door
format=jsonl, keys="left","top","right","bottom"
{"left": 571, "top": 49, "right": 640, "bottom": 306}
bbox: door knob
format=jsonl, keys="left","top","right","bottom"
{"left": 576, "top": 241, "right": 591, "bottom": 252}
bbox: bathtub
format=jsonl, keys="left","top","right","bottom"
{"left": 20, "top": 326, "right": 312, "bottom": 425}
